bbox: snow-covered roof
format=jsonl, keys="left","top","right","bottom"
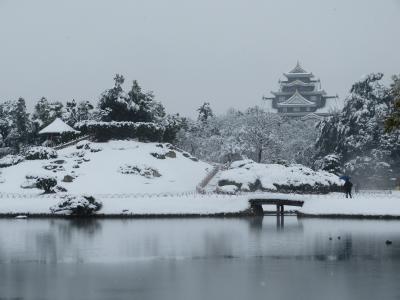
{"left": 283, "top": 61, "right": 313, "bottom": 78}
{"left": 281, "top": 79, "right": 316, "bottom": 87}
{"left": 277, "top": 90, "right": 316, "bottom": 107}
{"left": 289, "top": 61, "right": 309, "bottom": 74}
{"left": 301, "top": 113, "right": 324, "bottom": 121}
{"left": 39, "top": 118, "right": 80, "bottom": 135}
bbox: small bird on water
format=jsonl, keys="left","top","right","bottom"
{"left": 385, "top": 240, "right": 393, "bottom": 245}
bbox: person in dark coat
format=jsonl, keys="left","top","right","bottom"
{"left": 343, "top": 178, "right": 353, "bottom": 198}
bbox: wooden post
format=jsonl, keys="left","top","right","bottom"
{"left": 251, "top": 203, "right": 264, "bottom": 216}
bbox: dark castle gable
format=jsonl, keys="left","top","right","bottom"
{"left": 263, "top": 62, "right": 339, "bottom": 119}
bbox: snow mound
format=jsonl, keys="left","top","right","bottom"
{"left": 215, "top": 159, "right": 342, "bottom": 194}
{"left": 25, "top": 146, "right": 57, "bottom": 160}
{"left": 118, "top": 164, "right": 161, "bottom": 178}
{"left": 0, "top": 140, "right": 211, "bottom": 194}
{"left": 0, "top": 154, "right": 24, "bottom": 168}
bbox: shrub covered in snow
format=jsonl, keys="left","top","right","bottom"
{"left": 50, "top": 195, "right": 102, "bottom": 216}
{"left": 76, "top": 140, "right": 91, "bottom": 150}
{"left": 314, "top": 154, "right": 342, "bottom": 175}
{"left": 118, "top": 164, "right": 161, "bottom": 178}
{"left": 216, "top": 184, "right": 239, "bottom": 195}
{"left": 76, "top": 140, "right": 103, "bottom": 153}
{"left": 35, "top": 175, "right": 58, "bottom": 193}
{"left": 217, "top": 159, "right": 341, "bottom": 194}
{"left": 0, "top": 154, "right": 24, "bottom": 168}
{"left": 25, "top": 146, "right": 57, "bottom": 160}
{"left": 75, "top": 121, "right": 164, "bottom": 142}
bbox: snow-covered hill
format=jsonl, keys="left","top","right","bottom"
{"left": 0, "top": 140, "right": 212, "bottom": 195}
{"left": 208, "top": 159, "right": 342, "bottom": 193}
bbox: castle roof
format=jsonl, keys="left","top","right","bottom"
{"left": 277, "top": 90, "right": 316, "bottom": 107}
{"left": 284, "top": 61, "right": 313, "bottom": 78}
{"left": 289, "top": 61, "right": 308, "bottom": 74}
{"left": 281, "top": 79, "right": 316, "bottom": 88}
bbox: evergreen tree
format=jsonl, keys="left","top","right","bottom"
{"left": 314, "top": 73, "right": 400, "bottom": 188}
{"left": 98, "top": 74, "right": 128, "bottom": 121}
{"left": 32, "top": 97, "right": 52, "bottom": 127}
{"left": 197, "top": 102, "right": 214, "bottom": 123}
{"left": 98, "top": 75, "right": 165, "bottom": 123}
{"left": 32, "top": 97, "right": 64, "bottom": 127}
{"left": 12, "top": 98, "right": 31, "bottom": 150}
{"left": 63, "top": 99, "right": 78, "bottom": 126}
{"left": 77, "top": 101, "right": 94, "bottom": 121}
{"left": 385, "top": 75, "right": 400, "bottom": 132}
{"left": 0, "top": 101, "right": 14, "bottom": 146}
{"left": 127, "top": 80, "right": 165, "bottom": 122}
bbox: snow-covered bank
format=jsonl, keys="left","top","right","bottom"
{"left": 0, "top": 194, "right": 250, "bottom": 216}
{"left": 298, "top": 192, "right": 400, "bottom": 218}
{"left": 0, "top": 191, "right": 399, "bottom": 218}
{"left": 207, "top": 159, "right": 342, "bottom": 193}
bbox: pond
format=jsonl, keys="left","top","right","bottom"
{"left": 0, "top": 217, "right": 399, "bottom": 300}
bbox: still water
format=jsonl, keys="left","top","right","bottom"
{"left": 0, "top": 217, "right": 400, "bottom": 300}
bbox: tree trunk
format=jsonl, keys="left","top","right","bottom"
{"left": 257, "top": 149, "right": 262, "bottom": 163}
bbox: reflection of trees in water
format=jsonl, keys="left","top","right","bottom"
{"left": 52, "top": 219, "right": 102, "bottom": 243}
{"left": 35, "top": 232, "right": 58, "bottom": 263}
{"left": 203, "top": 232, "right": 235, "bottom": 258}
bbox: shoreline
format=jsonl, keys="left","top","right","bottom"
{"left": 2, "top": 211, "right": 400, "bottom": 220}
{"left": 1, "top": 191, "right": 399, "bottom": 220}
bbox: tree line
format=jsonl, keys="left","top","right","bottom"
{"left": 1, "top": 72, "right": 400, "bottom": 188}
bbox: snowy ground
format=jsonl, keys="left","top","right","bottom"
{"left": 298, "top": 191, "right": 400, "bottom": 217}
{"left": 0, "top": 140, "right": 211, "bottom": 195}
{"left": 0, "top": 191, "right": 399, "bottom": 217}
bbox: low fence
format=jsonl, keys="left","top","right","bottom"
{"left": 357, "top": 189, "right": 392, "bottom": 195}
{"left": 0, "top": 190, "right": 226, "bottom": 199}
{"left": 53, "top": 135, "right": 91, "bottom": 150}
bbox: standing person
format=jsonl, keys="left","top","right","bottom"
{"left": 344, "top": 178, "right": 353, "bottom": 198}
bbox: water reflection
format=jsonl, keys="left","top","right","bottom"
{"left": 0, "top": 218, "right": 399, "bottom": 300}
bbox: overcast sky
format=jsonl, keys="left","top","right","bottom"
{"left": 0, "top": 0, "right": 399, "bottom": 117}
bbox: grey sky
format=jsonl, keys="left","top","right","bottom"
{"left": 0, "top": 0, "right": 399, "bottom": 117}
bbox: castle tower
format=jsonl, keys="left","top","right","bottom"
{"left": 263, "top": 62, "right": 338, "bottom": 120}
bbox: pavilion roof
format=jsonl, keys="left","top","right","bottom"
{"left": 39, "top": 118, "right": 80, "bottom": 135}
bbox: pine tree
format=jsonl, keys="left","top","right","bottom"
{"left": 32, "top": 97, "right": 52, "bottom": 127}
{"left": 98, "top": 74, "right": 128, "bottom": 121}
{"left": 98, "top": 75, "right": 165, "bottom": 123}
{"left": 197, "top": 102, "right": 214, "bottom": 124}
{"left": 314, "top": 73, "right": 400, "bottom": 188}
{"left": 127, "top": 80, "right": 165, "bottom": 122}
{"left": 385, "top": 75, "right": 400, "bottom": 132}
{"left": 0, "top": 101, "right": 14, "bottom": 146}
{"left": 77, "top": 101, "right": 94, "bottom": 121}
{"left": 12, "top": 98, "right": 31, "bottom": 150}
{"left": 63, "top": 99, "right": 78, "bottom": 126}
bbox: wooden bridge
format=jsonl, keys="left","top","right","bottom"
{"left": 249, "top": 199, "right": 304, "bottom": 216}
